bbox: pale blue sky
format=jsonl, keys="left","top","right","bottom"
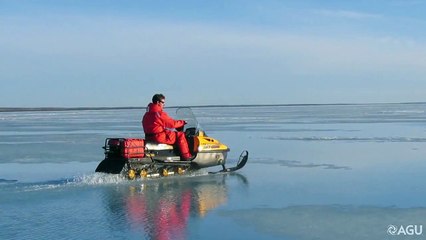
{"left": 1, "top": 0, "right": 426, "bottom": 107}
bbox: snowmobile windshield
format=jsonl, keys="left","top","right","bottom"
{"left": 176, "top": 107, "right": 200, "bottom": 131}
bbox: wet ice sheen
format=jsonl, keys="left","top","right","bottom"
{"left": 1, "top": 103, "right": 426, "bottom": 240}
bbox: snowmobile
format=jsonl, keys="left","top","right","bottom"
{"left": 95, "top": 108, "right": 248, "bottom": 179}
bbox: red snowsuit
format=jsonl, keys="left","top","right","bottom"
{"left": 142, "top": 103, "right": 191, "bottom": 159}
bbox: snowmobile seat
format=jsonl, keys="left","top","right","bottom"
{"left": 145, "top": 141, "right": 174, "bottom": 151}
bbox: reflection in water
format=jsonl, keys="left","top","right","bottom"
{"left": 102, "top": 173, "right": 248, "bottom": 240}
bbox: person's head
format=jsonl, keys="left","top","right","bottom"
{"left": 152, "top": 94, "right": 166, "bottom": 107}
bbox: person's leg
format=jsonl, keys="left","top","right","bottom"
{"left": 161, "top": 131, "right": 191, "bottom": 160}
{"left": 175, "top": 131, "right": 191, "bottom": 160}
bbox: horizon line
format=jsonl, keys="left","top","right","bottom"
{"left": 1, "top": 101, "right": 425, "bottom": 113}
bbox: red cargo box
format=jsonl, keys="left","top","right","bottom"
{"left": 106, "top": 138, "right": 145, "bottom": 159}
{"left": 122, "top": 138, "right": 145, "bottom": 159}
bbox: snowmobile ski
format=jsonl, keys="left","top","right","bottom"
{"left": 209, "top": 150, "right": 249, "bottom": 174}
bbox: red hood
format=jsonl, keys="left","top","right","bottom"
{"left": 147, "top": 103, "right": 162, "bottom": 112}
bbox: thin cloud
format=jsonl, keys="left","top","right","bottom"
{"left": 314, "top": 9, "right": 382, "bottom": 20}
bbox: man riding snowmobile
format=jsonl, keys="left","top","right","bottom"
{"left": 142, "top": 94, "right": 192, "bottom": 161}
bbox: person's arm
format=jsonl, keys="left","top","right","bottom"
{"left": 161, "top": 112, "right": 186, "bottom": 129}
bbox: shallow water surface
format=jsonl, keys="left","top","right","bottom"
{"left": 1, "top": 104, "right": 426, "bottom": 239}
